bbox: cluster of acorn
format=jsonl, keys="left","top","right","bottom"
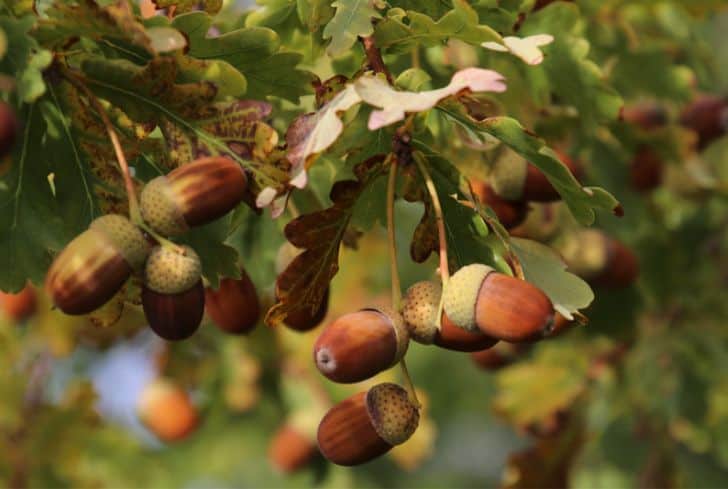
{"left": 45, "top": 156, "right": 252, "bottom": 341}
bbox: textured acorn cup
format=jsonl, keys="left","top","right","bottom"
{"left": 443, "top": 264, "right": 555, "bottom": 342}
{"left": 317, "top": 383, "right": 419, "bottom": 466}
{"left": 140, "top": 156, "right": 247, "bottom": 236}
{"left": 268, "top": 424, "right": 318, "bottom": 474}
{"left": 314, "top": 308, "right": 409, "bottom": 383}
{"left": 490, "top": 150, "right": 581, "bottom": 203}
{"left": 0, "top": 101, "right": 18, "bottom": 158}
{"left": 142, "top": 245, "right": 204, "bottom": 341}
{"left": 46, "top": 215, "right": 149, "bottom": 315}
{"left": 205, "top": 269, "right": 260, "bottom": 335}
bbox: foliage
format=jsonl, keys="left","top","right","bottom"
{"left": 0, "top": 0, "right": 727, "bottom": 487}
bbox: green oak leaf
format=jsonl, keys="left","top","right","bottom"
{"left": 437, "top": 100, "right": 621, "bottom": 225}
{"left": 173, "top": 11, "right": 314, "bottom": 102}
{"left": 0, "top": 15, "right": 52, "bottom": 103}
{"left": 245, "top": 0, "right": 297, "bottom": 28}
{"left": 511, "top": 237, "right": 594, "bottom": 317}
{"left": 296, "top": 0, "right": 335, "bottom": 32}
{"left": 323, "top": 0, "right": 381, "bottom": 57}
{"left": 374, "top": 0, "right": 502, "bottom": 54}
{"left": 0, "top": 101, "right": 95, "bottom": 291}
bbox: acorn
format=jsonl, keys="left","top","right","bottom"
{"left": 559, "top": 229, "right": 639, "bottom": 288}
{"left": 401, "top": 281, "right": 498, "bottom": 352}
{"left": 547, "top": 312, "right": 577, "bottom": 337}
{"left": 268, "top": 424, "right": 318, "bottom": 474}
{"left": 471, "top": 179, "right": 528, "bottom": 229}
{"left": 142, "top": 245, "right": 204, "bottom": 341}
{"left": 0, "top": 101, "right": 18, "bottom": 158}
{"left": 137, "top": 378, "right": 199, "bottom": 442}
{"left": 0, "top": 284, "right": 36, "bottom": 322}
{"left": 679, "top": 94, "right": 728, "bottom": 149}
{"left": 140, "top": 156, "right": 247, "bottom": 236}
{"left": 442, "top": 264, "right": 555, "bottom": 342}
{"left": 630, "top": 146, "right": 663, "bottom": 192}
{"left": 509, "top": 203, "right": 562, "bottom": 242}
{"left": 46, "top": 214, "right": 149, "bottom": 315}
{"left": 314, "top": 308, "right": 409, "bottom": 383}
{"left": 317, "top": 383, "right": 419, "bottom": 466}
{"left": 621, "top": 102, "right": 668, "bottom": 131}
{"left": 205, "top": 268, "right": 260, "bottom": 335}
{"left": 489, "top": 149, "right": 581, "bottom": 203}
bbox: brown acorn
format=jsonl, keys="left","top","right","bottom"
{"left": 0, "top": 101, "right": 18, "bottom": 158}
{"left": 400, "top": 281, "right": 498, "bottom": 352}
{"left": 268, "top": 424, "right": 318, "bottom": 473}
{"left": 630, "top": 146, "right": 663, "bottom": 192}
{"left": 546, "top": 312, "right": 577, "bottom": 337}
{"left": 205, "top": 268, "right": 260, "bottom": 335}
{"left": 679, "top": 94, "right": 728, "bottom": 149}
{"left": 142, "top": 245, "right": 205, "bottom": 341}
{"left": 0, "top": 284, "right": 36, "bottom": 322}
{"left": 471, "top": 179, "right": 528, "bottom": 229}
{"left": 442, "top": 264, "right": 555, "bottom": 342}
{"left": 137, "top": 378, "right": 199, "bottom": 442}
{"left": 46, "top": 215, "right": 150, "bottom": 315}
{"left": 140, "top": 156, "right": 247, "bottom": 236}
{"left": 317, "top": 383, "right": 419, "bottom": 466}
{"left": 490, "top": 149, "right": 582, "bottom": 203}
{"left": 559, "top": 229, "right": 639, "bottom": 288}
{"left": 314, "top": 308, "right": 409, "bottom": 383}
{"left": 509, "top": 203, "right": 562, "bottom": 242}
{"left": 621, "top": 102, "right": 668, "bottom": 131}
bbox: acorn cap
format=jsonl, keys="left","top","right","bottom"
{"left": 401, "top": 281, "right": 441, "bottom": 344}
{"left": 145, "top": 245, "right": 202, "bottom": 294}
{"left": 442, "top": 264, "right": 494, "bottom": 332}
{"left": 140, "top": 176, "right": 188, "bottom": 237}
{"left": 373, "top": 306, "right": 409, "bottom": 362}
{"left": 90, "top": 214, "right": 149, "bottom": 270}
{"left": 366, "top": 383, "right": 420, "bottom": 446}
{"left": 490, "top": 149, "right": 528, "bottom": 201}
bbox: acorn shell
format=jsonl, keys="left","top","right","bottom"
{"left": 205, "top": 269, "right": 260, "bottom": 335}
{"left": 143, "top": 280, "right": 205, "bottom": 341}
{"left": 268, "top": 424, "right": 318, "bottom": 474}
{"left": 314, "top": 309, "right": 409, "bottom": 383}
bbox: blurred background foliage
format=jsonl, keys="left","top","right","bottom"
{"left": 1, "top": 0, "right": 728, "bottom": 488}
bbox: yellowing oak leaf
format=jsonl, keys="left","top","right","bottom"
{"left": 358, "top": 68, "right": 506, "bottom": 129}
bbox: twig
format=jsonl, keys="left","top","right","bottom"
{"left": 386, "top": 155, "right": 402, "bottom": 307}
{"left": 360, "top": 36, "right": 393, "bottom": 84}
{"left": 61, "top": 68, "right": 141, "bottom": 224}
{"left": 413, "top": 153, "right": 450, "bottom": 284}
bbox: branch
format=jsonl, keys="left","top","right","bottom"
{"left": 360, "top": 36, "right": 393, "bottom": 84}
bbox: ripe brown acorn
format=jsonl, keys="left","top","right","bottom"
{"left": 0, "top": 101, "right": 18, "bottom": 158}
{"left": 559, "top": 230, "right": 639, "bottom": 288}
{"left": 400, "top": 281, "right": 498, "bottom": 352}
{"left": 142, "top": 245, "right": 205, "bottom": 341}
{"left": 0, "top": 284, "right": 36, "bottom": 322}
{"left": 630, "top": 146, "right": 663, "bottom": 192}
{"left": 46, "top": 214, "right": 150, "bottom": 315}
{"left": 489, "top": 149, "right": 582, "bottom": 203}
{"left": 679, "top": 94, "right": 728, "bottom": 149}
{"left": 140, "top": 156, "right": 247, "bottom": 236}
{"left": 268, "top": 424, "right": 318, "bottom": 473}
{"left": 137, "top": 378, "right": 199, "bottom": 442}
{"left": 205, "top": 268, "right": 260, "bottom": 335}
{"left": 621, "top": 102, "right": 668, "bottom": 131}
{"left": 470, "top": 179, "right": 528, "bottom": 229}
{"left": 314, "top": 308, "right": 409, "bottom": 383}
{"left": 317, "top": 383, "right": 419, "bottom": 466}
{"left": 442, "top": 264, "right": 555, "bottom": 342}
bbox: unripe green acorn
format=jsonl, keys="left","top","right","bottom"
{"left": 140, "top": 156, "right": 247, "bottom": 236}
{"left": 317, "top": 383, "right": 419, "bottom": 466}
{"left": 442, "top": 264, "right": 555, "bottom": 342}
{"left": 142, "top": 245, "right": 204, "bottom": 341}
{"left": 401, "top": 281, "right": 499, "bottom": 351}
{"left": 46, "top": 214, "right": 149, "bottom": 315}
{"left": 314, "top": 307, "right": 409, "bottom": 383}
{"left": 490, "top": 149, "right": 581, "bottom": 203}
